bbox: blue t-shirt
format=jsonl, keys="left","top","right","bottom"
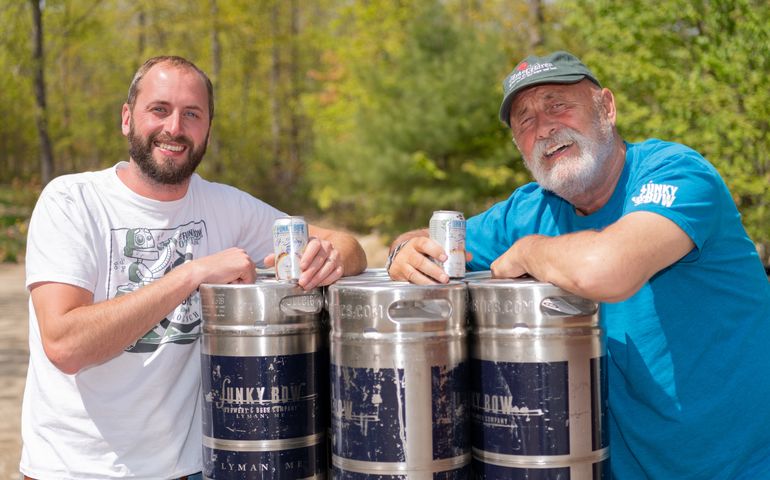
{"left": 467, "top": 139, "right": 770, "bottom": 479}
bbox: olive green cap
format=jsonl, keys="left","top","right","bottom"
{"left": 499, "top": 51, "right": 600, "bottom": 127}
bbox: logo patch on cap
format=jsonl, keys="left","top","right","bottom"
{"left": 506, "top": 62, "right": 558, "bottom": 92}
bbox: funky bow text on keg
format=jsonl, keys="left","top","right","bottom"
{"left": 212, "top": 376, "right": 309, "bottom": 410}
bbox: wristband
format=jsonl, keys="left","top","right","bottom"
{"left": 385, "top": 239, "right": 410, "bottom": 273}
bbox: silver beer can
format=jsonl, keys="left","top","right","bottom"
{"left": 273, "top": 216, "right": 308, "bottom": 282}
{"left": 429, "top": 210, "right": 466, "bottom": 278}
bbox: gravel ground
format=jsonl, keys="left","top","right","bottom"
{"left": 0, "top": 262, "right": 27, "bottom": 479}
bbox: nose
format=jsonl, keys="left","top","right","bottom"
{"left": 534, "top": 111, "right": 557, "bottom": 139}
{"left": 164, "top": 110, "right": 184, "bottom": 137}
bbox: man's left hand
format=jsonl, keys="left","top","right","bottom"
{"left": 296, "top": 236, "right": 344, "bottom": 289}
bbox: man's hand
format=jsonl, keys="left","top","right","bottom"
{"left": 192, "top": 247, "right": 257, "bottom": 285}
{"left": 388, "top": 236, "right": 451, "bottom": 285}
{"left": 264, "top": 237, "right": 344, "bottom": 290}
{"left": 298, "top": 236, "right": 344, "bottom": 289}
{"left": 490, "top": 238, "right": 530, "bottom": 280}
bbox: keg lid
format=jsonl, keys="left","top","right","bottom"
{"left": 327, "top": 281, "right": 468, "bottom": 334}
{"left": 200, "top": 280, "right": 323, "bottom": 326}
{"left": 467, "top": 278, "right": 598, "bottom": 328}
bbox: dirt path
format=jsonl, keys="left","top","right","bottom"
{"left": 0, "top": 262, "right": 27, "bottom": 479}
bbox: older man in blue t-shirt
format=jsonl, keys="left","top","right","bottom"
{"left": 387, "top": 51, "right": 770, "bottom": 479}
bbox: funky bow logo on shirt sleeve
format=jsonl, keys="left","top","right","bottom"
{"left": 631, "top": 181, "right": 679, "bottom": 208}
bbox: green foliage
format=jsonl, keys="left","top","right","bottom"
{"left": 306, "top": 1, "right": 527, "bottom": 237}
{"left": 0, "top": 181, "right": 40, "bottom": 263}
{"left": 558, "top": 0, "right": 770, "bottom": 247}
{"left": 1, "top": 0, "right": 768, "bottom": 263}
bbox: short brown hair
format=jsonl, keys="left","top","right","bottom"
{"left": 126, "top": 56, "right": 214, "bottom": 122}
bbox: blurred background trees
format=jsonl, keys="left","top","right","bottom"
{"left": 1, "top": 0, "right": 768, "bottom": 263}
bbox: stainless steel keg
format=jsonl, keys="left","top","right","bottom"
{"left": 467, "top": 278, "right": 608, "bottom": 479}
{"left": 199, "top": 281, "right": 327, "bottom": 479}
{"left": 332, "top": 268, "right": 391, "bottom": 286}
{"left": 327, "top": 281, "right": 470, "bottom": 479}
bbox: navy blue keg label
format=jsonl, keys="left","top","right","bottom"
{"left": 331, "top": 364, "right": 406, "bottom": 462}
{"left": 201, "top": 352, "right": 321, "bottom": 440}
{"left": 471, "top": 458, "right": 569, "bottom": 480}
{"left": 470, "top": 358, "right": 569, "bottom": 456}
{"left": 204, "top": 443, "right": 325, "bottom": 479}
{"left": 594, "top": 458, "right": 610, "bottom": 479}
{"left": 591, "top": 355, "right": 609, "bottom": 450}
{"left": 432, "top": 362, "right": 470, "bottom": 459}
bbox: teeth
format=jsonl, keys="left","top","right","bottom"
{"left": 546, "top": 142, "right": 571, "bottom": 156}
{"left": 157, "top": 142, "right": 184, "bottom": 152}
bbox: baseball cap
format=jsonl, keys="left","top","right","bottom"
{"left": 499, "top": 51, "right": 601, "bottom": 127}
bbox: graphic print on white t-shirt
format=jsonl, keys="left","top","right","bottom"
{"left": 108, "top": 220, "right": 207, "bottom": 353}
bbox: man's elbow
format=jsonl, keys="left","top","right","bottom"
{"left": 42, "top": 339, "right": 85, "bottom": 375}
{"left": 568, "top": 257, "right": 645, "bottom": 303}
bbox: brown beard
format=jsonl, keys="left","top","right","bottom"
{"left": 128, "top": 120, "right": 208, "bottom": 185}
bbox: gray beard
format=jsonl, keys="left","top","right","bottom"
{"left": 525, "top": 119, "right": 614, "bottom": 202}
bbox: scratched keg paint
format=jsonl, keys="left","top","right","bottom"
{"left": 467, "top": 278, "right": 609, "bottom": 480}
{"left": 327, "top": 281, "right": 471, "bottom": 479}
{"left": 200, "top": 281, "right": 327, "bottom": 479}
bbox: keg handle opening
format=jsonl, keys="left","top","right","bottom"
{"left": 279, "top": 294, "right": 324, "bottom": 315}
{"left": 387, "top": 299, "right": 452, "bottom": 323}
{"left": 540, "top": 296, "right": 598, "bottom": 316}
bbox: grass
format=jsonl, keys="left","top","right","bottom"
{"left": 0, "top": 180, "right": 41, "bottom": 263}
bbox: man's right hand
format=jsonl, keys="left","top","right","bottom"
{"left": 387, "top": 235, "right": 451, "bottom": 285}
{"left": 190, "top": 247, "right": 257, "bottom": 285}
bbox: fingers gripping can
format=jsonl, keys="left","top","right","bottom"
{"left": 430, "top": 210, "right": 466, "bottom": 279}
{"left": 273, "top": 216, "right": 308, "bottom": 282}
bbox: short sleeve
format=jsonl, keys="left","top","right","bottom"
{"left": 624, "top": 150, "right": 726, "bottom": 251}
{"left": 26, "top": 179, "right": 99, "bottom": 292}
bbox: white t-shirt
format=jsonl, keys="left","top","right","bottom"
{"left": 21, "top": 162, "right": 284, "bottom": 479}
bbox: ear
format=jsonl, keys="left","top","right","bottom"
{"left": 121, "top": 104, "right": 131, "bottom": 137}
{"left": 601, "top": 88, "right": 617, "bottom": 125}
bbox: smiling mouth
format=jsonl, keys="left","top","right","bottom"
{"left": 154, "top": 141, "right": 186, "bottom": 153}
{"left": 544, "top": 141, "right": 574, "bottom": 158}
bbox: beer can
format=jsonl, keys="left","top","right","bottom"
{"left": 429, "top": 210, "right": 466, "bottom": 278}
{"left": 273, "top": 216, "right": 308, "bottom": 282}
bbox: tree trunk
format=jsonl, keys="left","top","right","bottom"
{"left": 527, "top": 0, "right": 544, "bottom": 49}
{"left": 138, "top": 7, "right": 146, "bottom": 58}
{"left": 287, "top": 0, "right": 301, "bottom": 191}
{"left": 30, "top": 0, "right": 55, "bottom": 185}
{"left": 209, "top": 0, "right": 223, "bottom": 175}
{"left": 269, "top": 0, "right": 283, "bottom": 195}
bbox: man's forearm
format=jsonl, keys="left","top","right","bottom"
{"left": 33, "top": 262, "right": 202, "bottom": 374}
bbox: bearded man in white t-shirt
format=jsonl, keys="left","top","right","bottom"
{"left": 20, "top": 55, "right": 367, "bottom": 480}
